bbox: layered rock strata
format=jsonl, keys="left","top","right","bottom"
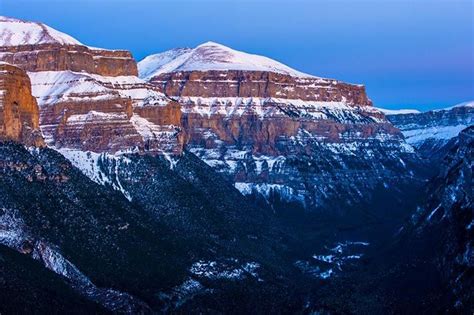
{"left": 0, "top": 62, "right": 43, "bottom": 146}
{"left": 0, "top": 16, "right": 183, "bottom": 155}
{"left": 29, "top": 71, "right": 183, "bottom": 154}
{"left": 139, "top": 42, "right": 420, "bottom": 210}
{"left": 0, "top": 16, "right": 137, "bottom": 76}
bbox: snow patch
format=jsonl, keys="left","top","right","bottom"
{"left": 403, "top": 124, "right": 470, "bottom": 145}
{"left": 296, "top": 240, "right": 369, "bottom": 279}
{"left": 0, "top": 208, "right": 30, "bottom": 249}
{"left": 57, "top": 148, "right": 132, "bottom": 201}
{"left": 190, "top": 259, "right": 261, "bottom": 281}
{"left": 235, "top": 182, "right": 305, "bottom": 204}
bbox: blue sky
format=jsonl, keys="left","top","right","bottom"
{"left": 1, "top": 0, "right": 473, "bottom": 110}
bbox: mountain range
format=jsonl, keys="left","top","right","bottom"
{"left": 0, "top": 16, "right": 472, "bottom": 313}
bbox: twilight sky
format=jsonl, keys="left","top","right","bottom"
{"left": 1, "top": 0, "right": 473, "bottom": 110}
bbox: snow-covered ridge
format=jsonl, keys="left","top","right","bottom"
{"left": 138, "top": 41, "right": 315, "bottom": 80}
{"left": 377, "top": 108, "right": 421, "bottom": 115}
{"left": 378, "top": 100, "right": 474, "bottom": 116}
{"left": 0, "top": 16, "right": 127, "bottom": 52}
{"left": 402, "top": 125, "right": 470, "bottom": 145}
{"left": 0, "top": 16, "right": 83, "bottom": 46}
{"left": 385, "top": 100, "right": 474, "bottom": 148}
{"left": 138, "top": 48, "right": 192, "bottom": 80}
{"left": 433, "top": 100, "right": 474, "bottom": 112}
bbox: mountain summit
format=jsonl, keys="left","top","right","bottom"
{"left": 138, "top": 41, "right": 313, "bottom": 80}
{"left": 0, "top": 16, "right": 82, "bottom": 46}
{"left": 0, "top": 16, "right": 137, "bottom": 76}
{"left": 138, "top": 41, "right": 422, "bottom": 212}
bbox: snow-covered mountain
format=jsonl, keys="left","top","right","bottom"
{"left": 0, "top": 16, "right": 184, "bottom": 155}
{"left": 138, "top": 41, "right": 313, "bottom": 80}
{"left": 0, "top": 16, "right": 427, "bottom": 218}
{"left": 0, "top": 16, "right": 137, "bottom": 76}
{"left": 0, "top": 20, "right": 296, "bottom": 312}
{"left": 385, "top": 101, "right": 474, "bottom": 159}
{"left": 139, "top": 42, "right": 424, "bottom": 211}
{"left": 0, "top": 16, "right": 82, "bottom": 46}
{"left": 0, "top": 14, "right": 471, "bottom": 314}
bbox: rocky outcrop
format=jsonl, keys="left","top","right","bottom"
{"left": 0, "top": 16, "right": 183, "bottom": 155}
{"left": 140, "top": 42, "right": 421, "bottom": 210}
{"left": 0, "top": 62, "right": 43, "bottom": 146}
{"left": 28, "top": 71, "right": 183, "bottom": 154}
{"left": 0, "top": 17, "right": 137, "bottom": 76}
{"left": 385, "top": 102, "right": 474, "bottom": 159}
{"left": 0, "top": 44, "right": 138, "bottom": 77}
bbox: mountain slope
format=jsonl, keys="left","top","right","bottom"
{"left": 140, "top": 42, "right": 426, "bottom": 213}
{"left": 314, "top": 126, "right": 473, "bottom": 313}
{"left": 0, "top": 244, "right": 106, "bottom": 314}
{"left": 0, "top": 140, "right": 309, "bottom": 312}
{"left": 386, "top": 101, "right": 474, "bottom": 160}
{"left": 406, "top": 126, "right": 473, "bottom": 310}
{"left": 28, "top": 70, "right": 182, "bottom": 153}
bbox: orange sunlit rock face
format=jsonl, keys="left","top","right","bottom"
{"left": 0, "top": 63, "right": 44, "bottom": 146}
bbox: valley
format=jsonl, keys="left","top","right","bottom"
{"left": 0, "top": 15, "right": 472, "bottom": 314}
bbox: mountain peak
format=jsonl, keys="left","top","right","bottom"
{"left": 196, "top": 41, "right": 226, "bottom": 48}
{"left": 0, "top": 15, "right": 82, "bottom": 46}
{"left": 138, "top": 41, "right": 314, "bottom": 79}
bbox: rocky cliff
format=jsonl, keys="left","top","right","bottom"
{"left": 0, "top": 16, "right": 183, "bottom": 155}
{"left": 0, "top": 62, "right": 43, "bottom": 146}
{"left": 29, "top": 70, "right": 184, "bottom": 154}
{"left": 140, "top": 42, "right": 372, "bottom": 105}
{"left": 139, "top": 42, "right": 422, "bottom": 211}
{"left": 1, "top": 14, "right": 470, "bottom": 313}
{"left": 0, "top": 16, "right": 137, "bottom": 76}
